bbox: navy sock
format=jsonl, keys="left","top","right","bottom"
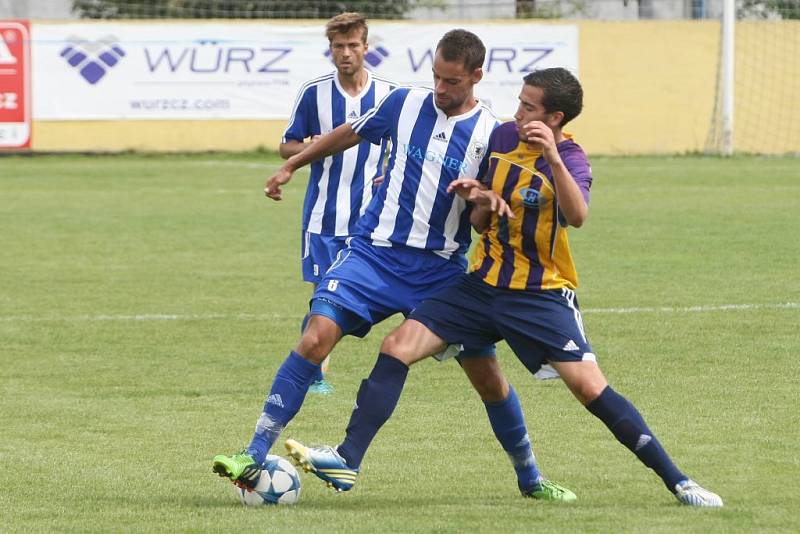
{"left": 587, "top": 386, "right": 686, "bottom": 491}
{"left": 337, "top": 353, "right": 409, "bottom": 468}
{"left": 300, "top": 314, "right": 324, "bottom": 382}
{"left": 484, "top": 385, "right": 542, "bottom": 491}
{"left": 246, "top": 351, "right": 320, "bottom": 464}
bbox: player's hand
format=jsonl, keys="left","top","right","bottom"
{"left": 521, "top": 120, "right": 557, "bottom": 156}
{"left": 446, "top": 178, "right": 482, "bottom": 197}
{"left": 476, "top": 190, "right": 514, "bottom": 219}
{"left": 373, "top": 174, "right": 385, "bottom": 186}
{"left": 447, "top": 178, "right": 514, "bottom": 219}
{"left": 265, "top": 166, "right": 293, "bottom": 200}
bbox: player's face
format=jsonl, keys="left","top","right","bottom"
{"left": 513, "top": 84, "right": 562, "bottom": 138}
{"left": 432, "top": 51, "right": 482, "bottom": 114}
{"left": 329, "top": 29, "right": 368, "bottom": 76}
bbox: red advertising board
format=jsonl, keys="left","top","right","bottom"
{"left": 0, "top": 20, "right": 31, "bottom": 149}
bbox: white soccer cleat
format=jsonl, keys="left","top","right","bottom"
{"left": 674, "top": 479, "right": 724, "bottom": 507}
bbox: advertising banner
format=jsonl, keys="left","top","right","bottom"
{"left": 32, "top": 22, "right": 577, "bottom": 120}
{"left": 0, "top": 20, "right": 31, "bottom": 148}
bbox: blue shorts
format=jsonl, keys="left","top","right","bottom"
{"left": 409, "top": 273, "right": 596, "bottom": 375}
{"left": 301, "top": 231, "right": 349, "bottom": 284}
{"left": 311, "top": 237, "right": 493, "bottom": 362}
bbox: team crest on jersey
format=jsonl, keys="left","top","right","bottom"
{"left": 468, "top": 140, "right": 486, "bottom": 159}
{"left": 520, "top": 187, "right": 548, "bottom": 209}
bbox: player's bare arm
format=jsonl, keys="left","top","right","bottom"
{"left": 447, "top": 178, "right": 514, "bottom": 232}
{"left": 265, "top": 124, "right": 362, "bottom": 200}
{"left": 522, "top": 120, "right": 588, "bottom": 227}
{"left": 278, "top": 135, "right": 322, "bottom": 159}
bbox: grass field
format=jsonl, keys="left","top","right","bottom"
{"left": 1, "top": 153, "right": 799, "bottom": 533}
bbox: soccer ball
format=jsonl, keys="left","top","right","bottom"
{"left": 234, "top": 455, "right": 302, "bottom": 506}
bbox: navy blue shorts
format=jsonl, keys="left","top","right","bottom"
{"left": 301, "top": 231, "right": 349, "bottom": 284}
{"left": 409, "top": 273, "right": 596, "bottom": 374}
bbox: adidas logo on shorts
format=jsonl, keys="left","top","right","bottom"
{"left": 562, "top": 339, "right": 580, "bottom": 351}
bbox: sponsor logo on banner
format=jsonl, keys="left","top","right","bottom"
{"left": 0, "top": 20, "right": 31, "bottom": 148}
{"left": 141, "top": 39, "right": 291, "bottom": 74}
{"left": 59, "top": 36, "right": 126, "bottom": 84}
{"left": 32, "top": 23, "right": 577, "bottom": 121}
{"left": 404, "top": 46, "right": 555, "bottom": 74}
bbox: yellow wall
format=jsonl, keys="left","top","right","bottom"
{"left": 31, "top": 20, "right": 798, "bottom": 155}
{"left": 574, "top": 20, "right": 720, "bottom": 155}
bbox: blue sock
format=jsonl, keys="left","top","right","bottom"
{"left": 246, "top": 351, "right": 320, "bottom": 464}
{"left": 299, "top": 314, "right": 324, "bottom": 382}
{"left": 337, "top": 353, "right": 409, "bottom": 468}
{"left": 484, "top": 385, "right": 542, "bottom": 491}
{"left": 587, "top": 386, "right": 686, "bottom": 491}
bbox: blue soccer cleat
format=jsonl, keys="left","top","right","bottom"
{"left": 284, "top": 438, "right": 358, "bottom": 492}
{"left": 308, "top": 379, "right": 335, "bottom": 395}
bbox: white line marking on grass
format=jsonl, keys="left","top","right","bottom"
{"left": 191, "top": 160, "right": 279, "bottom": 170}
{"left": 584, "top": 302, "right": 800, "bottom": 314}
{"left": 0, "top": 313, "right": 288, "bottom": 323}
{"left": 1, "top": 303, "right": 797, "bottom": 323}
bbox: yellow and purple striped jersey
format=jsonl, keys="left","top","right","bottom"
{"left": 471, "top": 121, "right": 592, "bottom": 290}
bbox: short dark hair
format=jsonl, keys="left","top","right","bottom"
{"left": 325, "top": 12, "right": 368, "bottom": 43}
{"left": 436, "top": 29, "right": 485, "bottom": 72}
{"left": 523, "top": 68, "right": 583, "bottom": 127}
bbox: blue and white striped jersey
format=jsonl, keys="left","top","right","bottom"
{"left": 351, "top": 87, "right": 498, "bottom": 261}
{"left": 283, "top": 70, "right": 395, "bottom": 236}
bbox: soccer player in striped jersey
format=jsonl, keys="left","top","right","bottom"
{"left": 280, "top": 13, "right": 395, "bottom": 395}
{"left": 214, "top": 30, "right": 574, "bottom": 502}
{"left": 287, "top": 68, "right": 723, "bottom": 507}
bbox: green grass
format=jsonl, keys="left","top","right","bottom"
{"left": 1, "top": 153, "right": 798, "bottom": 533}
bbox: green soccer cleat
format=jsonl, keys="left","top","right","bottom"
{"left": 308, "top": 379, "right": 335, "bottom": 395}
{"left": 212, "top": 451, "right": 261, "bottom": 490}
{"left": 285, "top": 438, "right": 358, "bottom": 492}
{"left": 521, "top": 479, "right": 578, "bottom": 502}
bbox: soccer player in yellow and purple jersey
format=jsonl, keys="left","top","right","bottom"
{"left": 287, "top": 68, "right": 724, "bottom": 507}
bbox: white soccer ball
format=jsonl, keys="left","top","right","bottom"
{"left": 234, "top": 455, "right": 302, "bottom": 506}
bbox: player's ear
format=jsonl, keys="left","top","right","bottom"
{"left": 471, "top": 67, "right": 483, "bottom": 84}
{"left": 548, "top": 111, "right": 564, "bottom": 129}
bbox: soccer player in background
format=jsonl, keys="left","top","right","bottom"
{"left": 286, "top": 68, "right": 724, "bottom": 507}
{"left": 279, "top": 13, "right": 395, "bottom": 395}
{"left": 213, "top": 29, "right": 575, "bottom": 502}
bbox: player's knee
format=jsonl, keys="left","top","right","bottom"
{"left": 380, "top": 332, "right": 412, "bottom": 363}
{"left": 296, "top": 328, "right": 337, "bottom": 364}
{"left": 574, "top": 381, "right": 606, "bottom": 406}
{"left": 473, "top": 376, "right": 508, "bottom": 402}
